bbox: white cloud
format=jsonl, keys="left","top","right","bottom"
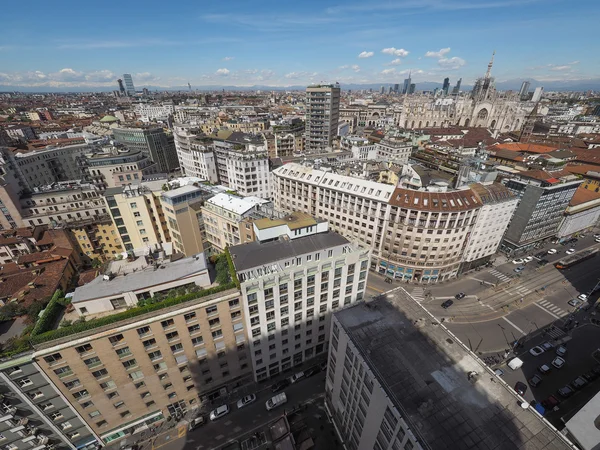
{"left": 398, "top": 69, "right": 424, "bottom": 75}
{"left": 568, "top": 60, "right": 580, "bottom": 65}
{"left": 340, "top": 64, "right": 361, "bottom": 72}
{"left": 284, "top": 71, "right": 318, "bottom": 80}
{"left": 381, "top": 68, "right": 396, "bottom": 75}
{"left": 223, "top": 56, "right": 234, "bottom": 61}
{"left": 358, "top": 51, "right": 374, "bottom": 58}
{"left": 425, "top": 47, "right": 451, "bottom": 58}
{"left": 382, "top": 47, "right": 409, "bottom": 57}
{"left": 215, "top": 68, "right": 230, "bottom": 76}
{"left": 550, "top": 65, "right": 571, "bottom": 72}
{"left": 389, "top": 59, "right": 402, "bottom": 65}
{"left": 0, "top": 68, "right": 162, "bottom": 88}
{"left": 437, "top": 57, "right": 466, "bottom": 69}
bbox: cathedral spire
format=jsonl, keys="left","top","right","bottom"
{"left": 485, "top": 50, "right": 495, "bottom": 79}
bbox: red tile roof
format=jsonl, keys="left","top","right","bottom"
{"left": 570, "top": 148, "right": 600, "bottom": 166}
{"left": 489, "top": 142, "right": 558, "bottom": 154}
{"left": 570, "top": 185, "right": 600, "bottom": 207}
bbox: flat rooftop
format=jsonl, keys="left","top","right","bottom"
{"left": 73, "top": 253, "right": 209, "bottom": 303}
{"left": 207, "top": 193, "right": 270, "bottom": 215}
{"left": 335, "top": 289, "right": 575, "bottom": 450}
{"left": 230, "top": 232, "right": 349, "bottom": 273}
{"left": 254, "top": 211, "right": 317, "bottom": 231}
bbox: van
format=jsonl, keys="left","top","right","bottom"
{"left": 508, "top": 357, "right": 523, "bottom": 370}
{"left": 266, "top": 392, "right": 287, "bottom": 411}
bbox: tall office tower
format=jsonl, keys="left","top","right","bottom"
{"left": 388, "top": 86, "right": 393, "bottom": 94}
{"left": 408, "top": 83, "right": 416, "bottom": 94}
{"left": 229, "top": 213, "right": 370, "bottom": 381}
{"left": 393, "top": 83, "right": 400, "bottom": 93}
{"left": 380, "top": 86, "right": 385, "bottom": 94}
{"left": 452, "top": 77, "right": 462, "bottom": 94}
{"left": 305, "top": 84, "right": 341, "bottom": 152}
{"left": 442, "top": 77, "right": 450, "bottom": 95}
{"left": 117, "top": 79, "right": 126, "bottom": 95}
{"left": 531, "top": 86, "right": 544, "bottom": 102}
{"left": 402, "top": 74, "right": 411, "bottom": 94}
{"left": 519, "top": 81, "right": 531, "bottom": 100}
{"left": 123, "top": 73, "right": 135, "bottom": 96}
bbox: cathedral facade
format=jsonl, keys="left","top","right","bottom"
{"left": 397, "top": 54, "right": 536, "bottom": 133}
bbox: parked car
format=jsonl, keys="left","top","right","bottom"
{"left": 571, "top": 377, "right": 588, "bottom": 390}
{"left": 188, "top": 415, "right": 205, "bottom": 431}
{"left": 209, "top": 405, "right": 230, "bottom": 421}
{"left": 583, "top": 371, "right": 599, "bottom": 382}
{"left": 569, "top": 238, "right": 578, "bottom": 243}
{"left": 289, "top": 371, "right": 305, "bottom": 384}
{"left": 552, "top": 356, "right": 566, "bottom": 369}
{"left": 596, "top": 238, "right": 600, "bottom": 243}
{"left": 528, "top": 374, "right": 542, "bottom": 387}
{"left": 524, "top": 256, "right": 534, "bottom": 262}
{"left": 514, "top": 381, "right": 528, "bottom": 396}
{"left": 512, "top": 258, "right": 524, "bottom": 264}
{"left": 494, "top": 368, "right": 504, "bottom": 377}
{"left": 538, "top": 364, "right": 552, "bottom": 374}
{"left": 566, "top": 248, "right": 576, "bottom": 255}
{"left": 568, "top": 298, "right": 584, "bottom": 307}
{"left": 541, "top": 395, "right": 560, "bottom": 409}
{"left": 529, "top": 346, "right": 544, "bottom": 356}
{"left": 541, "top": 341, "right": 554, "bottom": 351}
{"left": 441, "top": 299, "right": 454, "bottom": 309}
{"left": 538, "top": 259, "right": 549, "bottom": 266}
{"left": 455, "top": 292, "right": 466, "bottom": 300}
{"left": 535, "top": 251, "right": 547, "bottom": 259}
{"left": 271, "top": 379, "right": 290, "bottom": 393}
{"left": 556, "top": 345, "right": 567, "bottom": 357}
{"left": 265, "top": 392, "right": 287, "bottom": 411}
{"left": 304, "top": 366, "right": 321, "bottom": 377}
{"left": 236, "top": 394, "right": 257, "bottom": 409}
{"left": 514, "top": 266, "right": 525, "bottom": 273}
{"left": 578, "top": 293, "right": 588, "bottom": 301}
{"left": 547, "top": 249, "right": 557, "bottom": 255}
{"left": 557, "top": 386, "right": 574, "bottom": 398}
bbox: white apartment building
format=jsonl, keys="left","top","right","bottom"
{"left": 462, "top": 183, "right": 518, "bottom": 267}
{"left": 375, "top": 137, "right": 413, "bottom": 164}
{"left": 134, "top": 103, "right": 175, "bottom": 122}
{"left": 172, "top": 125, "right": 219, "bottom": 184}
{"left": 230, "top": 218, "right": 370, "bottom": 381}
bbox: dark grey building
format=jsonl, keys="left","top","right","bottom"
{"left": 305, "top": 84, "right": 341, "bottom": 152}
{"left": 0, "top": 354, "right": 100, "bottom": 450}
{"left": 112, "top": 127, "right": 179, "bottom": 173}
{"left": 501, "top": 172, "right": 582, "bottom": 253}
{"left": 442, "top": 77, "right": 450, "bottom": 95}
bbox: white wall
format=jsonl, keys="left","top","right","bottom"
{"left": 558, "top": 206, "right": 600, "bottom": 237}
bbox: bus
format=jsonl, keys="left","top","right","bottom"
{"left": 555, "top": 248, "right": 598, "bottom": 269}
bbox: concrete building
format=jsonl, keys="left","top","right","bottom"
{"left": 103, "top": 180, "right": 170, "bottom": 253}
{"left": 71, "top": 252, "right": 211, "bottom": 316}
{"left": 305, "top": 84, "right": 341, "bottom": 152}
{"left": 172, "top": 127, "right": 219, "bottom": 184}
{"left": 325, "top": 290, "right": 575, "bottom": 450}
{"left": 532, "top": 86, "right": 544, "bottom": 102}
{"left": 502, "top": 170, "right": 582, "bottom": 253}
{"left": 33, "top": 287, "right": 252, "bottom": 446}
{"left": 557, "top": 185, "right": 600, "bottom": 238}
{"left": 229, "top": 215, "right": 370, "bottom": 381}
{"left": 66, "top": 217, "right": 122, "bottom": 262}
{"left": 462, "top": 182, "right": 518, "bottom": 269}
{"left": 0, "top": 354, "right": 101, "bottom": 450}
{"left": 201, "top": 193, "right": 271, "bottom": 253}
{"left": 123, "top": 74, "right": 135, "bottom": 96}
{"left": 519, "top": 81, "right": 531, "bottom": 100}
{"left": 85, "top": 148, "right": 158, "bottom": 189}
{"left": 112, "top": 127, "right": 179, "bottom": 173}
{"left": 134, "top": 104, "right": 175, "bottom": 122}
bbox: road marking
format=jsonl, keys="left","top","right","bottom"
{"left": 533, "top": 302, "right": 562, "bottom": 319}
{"left": 502, "top": 316, "right": 525, "bottom": 335}
{"left": 178, "top": 426, "right": 186, "bottom": 438}
{"left": 369, "top": 286, "right": 384, "bottom": 293}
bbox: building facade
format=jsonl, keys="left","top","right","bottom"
{"left": 85, "top": 149, "right": 158, "bottom": 190}
{"left": 172, "top": 126, "right": 219, "bottom": 184}
{"left": 305, "top": 84, "right": 341, "bottom": 152}
{"left": 112, "top": 128, "right": 179, "bottom": 173}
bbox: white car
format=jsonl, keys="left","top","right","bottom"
{"left": 236, "top": 394, "right": 256, "bottom": 409}
{"left": 556, "top": 345, "right": 567, "bottom": 357}
{"left": 289, "top": 371, "right": 305, "bottom": 384}
{"left": 547, "top": 249, "right": 557, "bottom": 255}
{"left": 566, "top": 248, "right": 576, "bottom": 255}
{"left": 512, "top": 258, "right": 524, "bottom": 264}
{"left": 596, "top": 238, "right": 600, "bottom": 243}
{"left": 524, "top": 256, "right": 534, "bottom": 263}
{"left": 529, "top": 346, "right": 544, "bottom": 356}
{"left": 209, "top": 404, "right": 230, "bottom": 421}
{"left": 552, "top": 356, "right": 566, "bottom": 369}
{"left": 578, "top": 293, "right": 588, "bottom": 301}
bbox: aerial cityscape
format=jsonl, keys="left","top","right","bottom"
{"left": 1, "top": 1, "right": 600, "bottom": 450}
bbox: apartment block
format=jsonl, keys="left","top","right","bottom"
{"left": 229, "top": 217, "right": 370, "bottom": 381}
{"left": 67, "top": 218, "right": 122, "bottom": 262}
{"left": 33, "top": 288, "right": 251, "bottom": 446}
{"left": 103, "top": 179, "right": 170, "bottom": 252}
{"left": 85, "top": 148, "right": 158, "bottom": 189}
{"left": 201, "top": 193, "right": 271, "bottom": 253}
{"left": 305, "top": 84, "right": 341, "bottom": 152}
{"left": 112, "top": 127, "right": 179, "bottom": 173}
{"left": 172, "top": 127, "right": 219, "bottom": 183}
{"left": 326, "top": 291, "right": 575, "bottom": 450}
{"left": 0, "top": 354, "right": 100, "bottom": 450}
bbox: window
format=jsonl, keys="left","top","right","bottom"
{"left": 100, "top": 381, "right": 117, "bottom": 391}
{"left": 137, "top": 326, "right": 152, "bottom": 337}
{"left": 122, "top": 359, "right": 137, "bottom": 369}
{"left": 188, "top": 324, "right": 200, "bottom": 333}
{"left": 143, "top": 338, "right": 157, "bottom": 349}
{"left": 170, "top": 344, "right": 184, "bottom": 353}
{"left": 61, "top": 421, "right": 72, "bottom": 430}
{"left": 191, "top": 336, "right": 204, "bottom": 346}
{"left": 206, "top": 305, "right": 218, "bottom": 315}
{"left": 75, "top": 344, "right": 93, "bottom": 354}
{"left": 209, "top": 318, "right": 220, "bottom": 327}
{"left": 133, "top": 379, "right": 146, "bottom": 387}
{"left": 116, "top": 347, "right": 132, "bottom": 358}
{"left": 113, "top": 401, "right": 125, "bottom": 409}
{"left": 166, "top": 331, "right": 179, "bottom": 341}
{"left": 17, "top": 377, "right": 33, "bottom": 388}
{"left": 212, "top": 329, "right": 223, "bottom": 339}
{"left": 148, "top": 351, "right": 162, "bottom": 361}
{"left": 154, "top": 362, "right": 168, "bottom": 372}
{"left": 184, "top": 312, "right": 196, "bottom": 322}
{"left": 44, "top": 353, "right": 62, "bottom": 364}
{"left": 40, "top": 402, "right": 54, "bottom": 411}
{"left": 88, "top": 410, "right": 101, "bottom": 418}
{"left": 120, "top": 411, "right": 131, "bottom": 418}
{"left": 92, "top": 369, "right": 108, "bottom": 379}
{"left": 81, "top": 401, "right": 93, "bottom": 409}
{"left": 72, "top": 389, "right": 89, "bottom": 400}
{"left": 161, "top": 319, "right": 175, "bottom": 329}
{"left": 84, "top": 357, "right": 102, "bottom": 368}
{"left": 96, "top": 420, "right": 107, "bottom": 427}
{"left": 109, "top": 334, "right": 125, "bottom": 345}
{"left": 106, "top": 392, "right": 118, "bottom": 400}
{"left": 50, "top": 412, "right": 63, "bottom": 421}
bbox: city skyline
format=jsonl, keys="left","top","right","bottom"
{"left": 1, "top": 0, "right": 599, "bottom": 89}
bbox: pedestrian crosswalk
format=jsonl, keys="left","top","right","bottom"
{"left": 544, "top": 326, "right": 567, "bottom": 340}
{"left": 489, "top": 268, "right": 511, "bottom": 283}
{"left": 411, "top": 287, "right": 425, "bottom": 303}
{"left": 537, "top": 299, "right": 568, "bottom": 318}
{"left": 514, "top": 286, "right": 531, "bottom": 298}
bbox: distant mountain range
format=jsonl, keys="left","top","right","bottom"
{"left": 2, "top": 78, "right": 600, "bottom": 93}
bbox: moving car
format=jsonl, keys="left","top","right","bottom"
{"left": 236, "top": 394, "right": 257, "bottom": 409}
{"left": 514, "top": 266, "right": 525, "bottom": 273}
{"left": 265, "top": 392, "right": 287, "bottom": 411}
{"left": 547, "top": 249, "right": 557, "bottom": 255}
{"left": 455, "top": 292, "right": 466, "bottom": 300}
{"left": 568, "top": 298, "right": 584, "bottom": 308}
{"left": 512, "top": 258, "right": 524, "bottom": 264}
{"left": 529, "top": 346, "right": 544, "bottom": 357}
{"left": 566, "top": 248, "right": 576, "bottom": 255}
{"left": 441, "top": 299, "right": 454, "bottom": 309}
{"left": 289, "top": 371, "right": 305, "bottom": 384}
{"left": 557, "top": 386, "right": 574, "bottom": 398}
{"left": 514, "top": 381, "right": 528, "bottom": 396}
{"left": 188, "top": 416, "right": 205, "bottom": 431}
{"left": 538, "top": 364, "right": 552, "bottom": 374}
{"left": 209, "top": 405, "right": 230, "bottom": 421}
{"left": 552, "top": 356, "right": 566, "bottom": 369}
{"left": 528, "top": 374, "right": 542, "bottom": 387}
{"left": 556, "top": 345, "right": 567, "bottom": 357}
{"left": 271, "top": 379, "right": 290, "bottom": 393}
{"left": 570, "top": 376, "right": 588, "bottom": 390}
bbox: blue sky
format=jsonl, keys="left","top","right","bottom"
{"left": 1, "top": 0, "right": 598, "bottom": 88}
